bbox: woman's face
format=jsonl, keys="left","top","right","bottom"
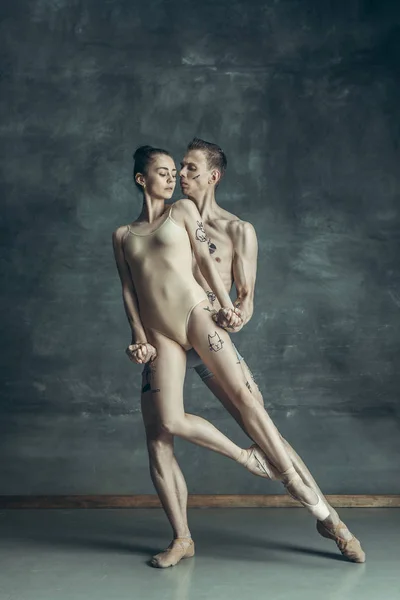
{"left": 140, "top": 154, "right": 177, "bottom": 200}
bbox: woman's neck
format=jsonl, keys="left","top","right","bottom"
{"left": 137, "top": 194, "right": 167, "bottom": 223}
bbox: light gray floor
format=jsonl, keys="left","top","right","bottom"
{"left": 0, "top": 508, "right": 398, "bottom": 600}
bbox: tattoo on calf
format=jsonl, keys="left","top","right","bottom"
{"left": 208, "top": 331, "right": 224, "bottom": 352}
{"left": 245, "top": 380, "right": 252, "bottom": 393}
{"left": 195, "top": 221, "right": 208, "bottom": 242}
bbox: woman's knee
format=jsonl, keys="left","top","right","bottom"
{"left": 147, "top": 430, "right": 174, "bottom": 459}
{"left": 160, "top": 416, "right": 186, "bottom": 436}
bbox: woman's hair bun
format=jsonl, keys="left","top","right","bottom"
{"left": 133, "top": 145, "right": 155, "bottom": 161}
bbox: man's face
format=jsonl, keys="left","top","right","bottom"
{"left": 179, "top": 150, "right": 211, "bottom": 199}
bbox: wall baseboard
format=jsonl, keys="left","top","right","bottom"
{"left": 0, "top": 494, "right": 399, "bottom": 509}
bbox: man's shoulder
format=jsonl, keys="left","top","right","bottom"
{"left": 226, "top": 217, "right": 256, "bottom": 241}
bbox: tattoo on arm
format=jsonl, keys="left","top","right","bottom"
{"left": 206, "top": 291, "right": 216, "bottom": 305}
{"left": 195, "top": 221, "right": 208, "bottom": 242}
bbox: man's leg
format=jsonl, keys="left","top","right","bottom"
{"left": 195, "top": 349, "right": 364, "bottom": 561}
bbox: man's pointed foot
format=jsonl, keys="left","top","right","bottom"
{"left": 150, "top": 537, "right": 195, "bottom": 568}
{"left": 317, "top": 520, "right": 366, "bottom": 563}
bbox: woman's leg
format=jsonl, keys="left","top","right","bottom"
{"left": 141, "top": 372, "right": 191, "bottom": 540}
{"left": 186, "top": 303, "right": 333, "bottom": 520}
{"left": 143, "top": 328, "right": 271, "bottom": 471}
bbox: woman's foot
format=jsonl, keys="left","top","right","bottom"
{"left": 317, "top": 519, "right": 366, "bottom": 563}
{"left": 282, "top": 467, "right": 331, "bottom": 521}
{"left": 150, "top": 537, "right": 195, "bottom": 568}
{"left": 239, "top": 444, "right": 280, "bottom": 480}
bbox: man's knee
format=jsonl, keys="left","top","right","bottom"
{"left": 234, "top": 385, "right": 258, "bottom": 410}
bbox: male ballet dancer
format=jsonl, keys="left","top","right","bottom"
{"left": 135, "top": 138, "right": 365, "bottom": 568}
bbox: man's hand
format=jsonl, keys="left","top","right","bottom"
{"left": 213, "top": 307, "right": 243, "bottom": 332}
{"left": 125, "top": 342, "right": 157, "bottom": 364}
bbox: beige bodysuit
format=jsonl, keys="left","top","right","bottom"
{"left": 122, "top": 204, "right": 208, "bottom": 350}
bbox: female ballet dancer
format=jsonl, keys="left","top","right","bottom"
{"left": 112, "top": 145, "right": 365, "bottom": 566}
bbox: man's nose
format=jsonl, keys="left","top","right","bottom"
{"left": 179, "top": 166, "right": 186, "bottom": 177}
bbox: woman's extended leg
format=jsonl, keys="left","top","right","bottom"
{"left": 143, "top": 329, "right": 279, "bottom": 476}
{"left": 186, "top": 303, "right": 344, "bottom": 522}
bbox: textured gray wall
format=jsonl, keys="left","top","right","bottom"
{"left": 1, "top": 0, "right": 399, "bottom": 495}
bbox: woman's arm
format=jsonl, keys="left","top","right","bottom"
{"left": 112, "top": 226, "right": 156, "bottom": 363}
{"left": 174, "top": 200, "right": 241, "bottom": 327}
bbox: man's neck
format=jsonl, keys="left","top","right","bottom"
{"left": 188, "top": 189, "right": 219, "bottom": 221}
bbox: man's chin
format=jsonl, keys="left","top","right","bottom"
{"left": 181, "top": 190, "right": 196, "bottom": 201}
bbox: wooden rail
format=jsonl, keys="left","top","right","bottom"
{"left": 0, "top": 495, "right": 399, "bottom": 509}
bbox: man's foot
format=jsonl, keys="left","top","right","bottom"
{"left": 240, "top": 444, "right": 280, "bottom": 480}
{"left": 317, "top": 519, "right": 366, "bottom": 563}
{"left": 150, "top": 537, "right": 195, "bottom": 568}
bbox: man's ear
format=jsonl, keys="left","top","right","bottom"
{"left": 209, "top": 169, "right": 221, "bottom": 185}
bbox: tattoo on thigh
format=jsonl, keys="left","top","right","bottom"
{"left": 246, "top": 380, "right": 252, "bottom": 393}
{"left": 208, "top": 331, "right": 224, "bottom": 352}
{"left": 141, "top": 362, "right": 157, "bottom": 394}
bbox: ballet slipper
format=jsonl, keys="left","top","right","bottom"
{"left": 283, "top": 467, "right": 331, "bottom": 521}
{"left": 317, "top": 519, "right": 366, "bottom": 563}
{"left": 242, "top": 444, "right": 281, "bottom": 479}
{"left": 150, "top": 537, "right": 195, "bottom": 568}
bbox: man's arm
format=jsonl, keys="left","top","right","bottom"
{"left": 175, "top": 199, "right": 242, "bottom": 328}
{"left": 112, "top": 226, "right": 148, "bottom": 345}
{"left": 230, "top": 220, "right": 258, "bottom": 331}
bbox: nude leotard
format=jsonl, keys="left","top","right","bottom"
{"left": 122, "top": 204, "right": 208, "bottom": 351}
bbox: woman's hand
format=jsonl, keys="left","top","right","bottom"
{"left": 125, "top": 342, "right": 157, "bottom": 364}
{"left": 213, "top": 307, "right": 243, "bottom": 332}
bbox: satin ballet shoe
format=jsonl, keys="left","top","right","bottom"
{"left": 150, "top": 537, "right": 195, "bottom": 568}
{"left": 317, "top": 519, "right": 366, "bottom": 563}
{"left": 283, "top": 468, "right": 331, "bottom": 521}
{"left": 242, "top": 444, "right": 280, "bottom": 479}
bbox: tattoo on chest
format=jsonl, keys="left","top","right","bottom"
{"left": 208, "top": 331, "right": 224, "bottom": 352}
{"left": 208, "top": 241, "right": 217, "bottom": 254}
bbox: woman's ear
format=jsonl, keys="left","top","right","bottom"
{"left": 135, "top": 173, "right": 145, "bottom": 188}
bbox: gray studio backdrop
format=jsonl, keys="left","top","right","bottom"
{"left": 1, "top": 1, "right": 399, "bottom": 495}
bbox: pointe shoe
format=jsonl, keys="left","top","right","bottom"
{"left": 317, "top": 519, "right": 366, "bottom": 563}
{"left": 283, "top": 468, "right": 330, "bottom": 521}
{"left": 150, "top": 537, "right": 195, "bottom": 568}
{"left": 242, "top": 444, "right": 280, "bottom": 480}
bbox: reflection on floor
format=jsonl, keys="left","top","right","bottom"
{"left": 0, "top": 508, "right": 398, "bottom": 600}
